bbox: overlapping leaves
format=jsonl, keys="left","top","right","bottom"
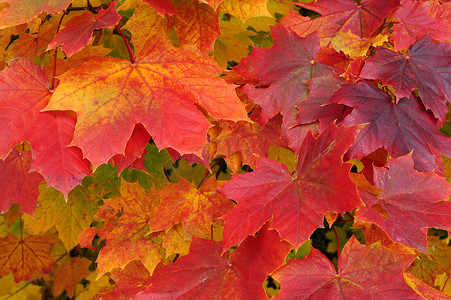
{"left": 0, "top": 0, "right": 450, "bottom": 298}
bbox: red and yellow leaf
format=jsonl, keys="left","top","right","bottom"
{"left": 86, "top": 179, "right": 162, "bottom": 276}
{"left": 0, "top": 230, "right": 59, "bottom": 282}
{"left": 149, "top": 177, "right": 234, "bottom": 239}
{"left": 45, "top": 33, "right": 247, "bottom": 169}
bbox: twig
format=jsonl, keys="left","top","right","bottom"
{"left": 115, "top": 25, "right": 135, "bottom": 63}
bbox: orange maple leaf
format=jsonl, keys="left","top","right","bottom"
{"left": 45, "top": 33, "right": 248, "bottom": 168}
{"left": 85, "top": 179, "right": 162, "bottom": 276}
{"left": 0, "top": 230, "right": 59, "bottom": 282}
{"left": 149, "top": 177, "right": 234, "bottom": 239}
{"left": 52, "top": 257, "right": 92, "bottom": 297}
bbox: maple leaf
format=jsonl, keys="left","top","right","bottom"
{"left": 5, "top": 15, "right": 58, "bottom": 62}
{"left": 272, "top": 236, "right": 420, "bottom": 299}
{"left": 327, "top": 81, "right": 451, "bottom": 172}
{"left": 360, "top": 36, "right": 451, "bottom": 123}
{"left": 391, "top": 0, "right": 451, "bottom": 50}
{"left": 219, "top": 125, "right": 362, "bottom": 249}
{"left": 119, "top": 0, "right": 170, "bottom": 56}
{"left": 280, "top": 0, "right": 400, "bottom": 46}
{"left": 47, "top": 1, "right": 121, "bottom": 57}
{"left": 122, "top": 0, "right": 220, "bottom": 55}
{"left": 354, "top": 154, "right": 451, "bottom": 252}
{"left": 235, "top": 25, "right": 337, "bottom": 124}
{"left": 207, "top": 116, "right": 288, "bottom": 172}
{"left": 97, "top": 259, "right": 151, "bottom": 300}
{"left": 0, "top": 146, "right": 43, "bottom": 215}
{"left": 149, "top": 177, "right": 234, "bottom": 239}
{"left": 408, "top": 236, "right": 451, "bottom": 287}
{"left": 86, "top": 179, "right": 162, "bottom": 276}
{"left": 0, "top": 0, "right": 72, "bottom": 29}
{"left": 0, "top": 58, "right": 91, "bottom": 196}
{"left": 0, "top": 58, "right": 51, "bottom": 157}
{"left": 0, "top": 230, "right": 59, "bottom": 282}
{"left": 135, "top": 225, "right": 291, "bottom": 299}
{"left": 44, "top": 33, "right": 247, "bottom": 169}
{"left": 52, "top": 257, "right": 92, "bottom": 297}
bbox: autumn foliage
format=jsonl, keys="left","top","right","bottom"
{"left": 0, "top": 0, "right": 450, "bottom": 298}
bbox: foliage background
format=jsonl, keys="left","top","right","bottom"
{"left": 0, "top": 0, "right": 450, "bottom": 299}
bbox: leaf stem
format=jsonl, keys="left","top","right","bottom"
{"left": 50, "top": 11, "right": 69, "bottom": 91}
{"left": 197, "top": 169, "right": 209, "bottom": 189}
{"left": 332, "top": 225, "right": 340, "bottom": 266}
{"left": 4, "top": 282, "right": 32, "bottom": 300}
{"left": 197, "top": 157, "right": 222, "bottom": 189}
{"left": 115, "top": 25, "right": 135, "bottom": 64}
{"left": 345, "top": 212, "right": 354, "bottom": 220}
{"left": 441, "top": 272, "right": 451, "bottom": 292}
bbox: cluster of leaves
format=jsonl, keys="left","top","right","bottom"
{"left": 0, "top": 0, "right": 450, "bottom": 298}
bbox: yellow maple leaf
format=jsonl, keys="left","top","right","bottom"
{"left": 331, "top": 30, "right": 387, "bottom": 58}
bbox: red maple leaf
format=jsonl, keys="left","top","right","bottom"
{"left": 272, "top": 236, "right": 420, "bottom": 299}
{"left": 135, "top": 224, "right": 291, "bottom": 299}
{"left": 0, "top": 146, "right": 43, "bottom": 215}
{"left": 47, "top": 1, "right": 121, "bottom": 57}
{"left": 280, "top": 0, "right": 400, "bottom": 46}
{"left": 219, "top": 125, "right": 362, "bottom": 249}
{"left": 391, "top": 0, "right": 451, "bottom": 50}
{"left": 360, "top": 36, "right": 451, "bottom": 123}
{"left": 44, "top": 33, "right": 247, "bottom": 168}
{"left": 0, "top": 58, "right": 91, "bottom": 196}
{"left": 354, "top": 154, "right": 451, "bottom": 252}
{"left": 328, "top": 81, "right": 451, "bottom": 172}
{"left": 235, "top": 25, "right": 337, "bottom": 124}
